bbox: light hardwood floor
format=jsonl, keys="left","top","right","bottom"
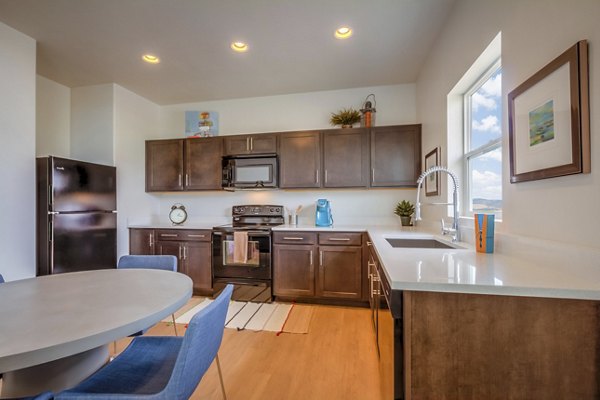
{"left": 1, "top": 302, "right": 381, "bottom": 399}
{"left": 119, "top": 302, "right": 381, "bottom": 399}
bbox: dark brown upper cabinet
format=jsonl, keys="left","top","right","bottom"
{"left": 146, "top": 139, "right": 184, "bottom": 191}
{"left": 185, "top": 137, "right": 223, "bottom": 190}
{"left": 279, "top": 131, "right": 321, "bottom": 188}
{"left": 370, "top": 125, "right": 422, "bottom": 187}
{"left": 146, "top": 137, "right": 223, "bottom": 192}
{"left": 224, "top": 134, "right": 278, "bottom": 155}
{"left": 322, "top": 128, "right": 369, "bottom": 188}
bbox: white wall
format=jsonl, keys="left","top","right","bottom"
{"left": 36, "top": 76, "right": 71, "bottom": 157}
{"left": 71, "top": 84, "right": 115, "bottom": 165}
{"left": 416, "top": 0, "right": 600, "bottom": 249}
{"left": 149, "top": 84, "right": 418, "bottom": 227}
{"left": 0, "top": 22, "right": 36, "bottom": 280}
{"left": 113, "top": 85, "right": 161, "bottom": 256}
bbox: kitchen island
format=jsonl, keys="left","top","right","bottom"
{"left": 364, "top": 227, "right": 600, "bottom": 400}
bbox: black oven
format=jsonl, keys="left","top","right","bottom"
{"left": 212, "top": 229, "right": 272, "bottom": 284}
{"left": 212, "top": 205, "right": 284, "bottom": 302}
{"left": 222, "top": 155, "right": 278, "bottom": 190}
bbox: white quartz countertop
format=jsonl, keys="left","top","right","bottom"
{"left": 367, "top": 227, "right": 600, "bottom": 300}
{"left": 272, "top": 224, "right": 367, "bottom": 232}
{"left": 129, "top": 221, "right": 226, "bottom": 230}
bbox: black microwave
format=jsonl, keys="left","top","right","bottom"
{"left": 222, "top": 155, "right": 278, "bottom": 190}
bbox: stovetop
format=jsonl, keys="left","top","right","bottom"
{"left": 213, "top": 204, "right": 285, "bottom": 231}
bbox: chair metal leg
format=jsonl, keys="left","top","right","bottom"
{"left": 216, "top": 354, "right": 227, "bottom": 400}
{"left": 171, "top": 314, "right": 178, "bottom": 336}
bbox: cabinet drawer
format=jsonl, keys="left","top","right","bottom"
{"left": 155, "top": 229, "right": 211, "bottom": 241}
{"left": 318, "top": 232, "right": 362, "bottom": 246}
{"left": 273, "top": 231, "right": 317, "bottom": 244}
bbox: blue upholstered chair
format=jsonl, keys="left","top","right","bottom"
{"left": 0, "top": 273, "right": 5, "bottom": 283}
{"left": 56, "top": 284, "right": 233, "bottom": 400}
{"left": 117, "top": 255, "right": 179, "bottom": 336}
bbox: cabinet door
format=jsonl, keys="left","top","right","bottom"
{"left": 273, "top": 244, "right": 316, "bottom": 298}
{"left": 317, "top": 246, "right": 362, "bottom": 299}
{"left": 370, "top": 125, "right": 421, "bottom": 187}
{"left": 322, "top": 128, "right": 369, "bottom": 187}
{"left": 279, "top": 131, "right": 321, "bottom": 188}
{"left": 129, "top": 229, "right": 155, "bottom": 255}
{"left": 146, "top": 139, "right": 184, "bottom": 191}
{"left": 155, "top": 241, "right": 183, "bottom": 272}
{"left": 183, "top": 241, "right": 212, "bottom": 293}
{"left": 249, "top": 134, "right": 277, "bottom": 154}
{"left": 224, "top": 135, "right": 250, "bottom": 155}
{"left": 185, "top": 137, "right": 223, "bottom": 190}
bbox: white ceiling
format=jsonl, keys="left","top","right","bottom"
{"left": 0, "top": 0, "right": 455, "bottom": 105}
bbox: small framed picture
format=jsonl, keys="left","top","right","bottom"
{"left": 424, "top": 147, "right": 440, "bottom": 197}
{"left": 185, "top": 111, "right": 219, "bottom": 138}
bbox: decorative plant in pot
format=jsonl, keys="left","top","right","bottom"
{"left": 330, "top": 108, "right": 362, "bottom": 128}
{"left": 394, "top": 200, "right": 415, "bottom": 226}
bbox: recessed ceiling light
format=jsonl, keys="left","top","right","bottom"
{"left": 335, "top": 26, "right": 353, "bottom": 39}
{"left": 230, "top": 42, "right": 249, "bottom": 52}
{"left": 142, "top": 54, "right": 160, "bottom": 64}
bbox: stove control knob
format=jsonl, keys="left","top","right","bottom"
{"left": 276, "top": 207, "right": 281, "bottom": 213}
{"left": 269, "top": 208, "right": 275, "bottom": 213}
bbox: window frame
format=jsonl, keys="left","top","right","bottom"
{"left": 462, "top": 58, "right": 502, "bottom": 218}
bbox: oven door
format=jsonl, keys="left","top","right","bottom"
{"left": 212, "top": 230, "right": 272, "bottom": 282}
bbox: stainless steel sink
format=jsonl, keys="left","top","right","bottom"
{"left": 385, "top": 238, "right": 455, "bottom": 249}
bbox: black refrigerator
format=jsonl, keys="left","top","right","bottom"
{"left": 36, "top": 156, "right": 117, "bottom": 275}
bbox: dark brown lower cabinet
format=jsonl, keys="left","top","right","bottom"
{"left": 273, "top": 244, "right": 315, "bottom": 297}
{"left": 273, "top": 231, "right": 363, "bottom": 301}
{"left": 128, "top": 228, "right": 212, "bottom": 295}
{"left": 317, "top": 245, "right": 362, "bottom": 299}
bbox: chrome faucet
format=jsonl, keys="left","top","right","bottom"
{"left": 415, "top": 166, "right": 461, "bottom": 242}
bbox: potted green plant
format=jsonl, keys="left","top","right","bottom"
{"left": 394, "top": 200, "right": 415, "bottom": 226}
{"left": 330, "top": 108, "right": 361, "bottom": 128}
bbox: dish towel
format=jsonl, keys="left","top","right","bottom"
{"left": 233, "top": 231, "right": 248, "bottom": 263}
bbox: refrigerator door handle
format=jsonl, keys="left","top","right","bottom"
{"left": 48, "top": 211, "right": 60, "bottom": 215}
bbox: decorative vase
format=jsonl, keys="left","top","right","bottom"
{"left": 400, "top": 216, "right": 412, "bottom": 226}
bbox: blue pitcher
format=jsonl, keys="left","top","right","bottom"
{"left": 315, "top": 199, "right": 333, "bottom": 227}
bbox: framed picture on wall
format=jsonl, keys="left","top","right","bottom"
{"left": 424, "top": 147, "right": 440, "bottom": 197}
{"left": 508, "top": 40, "right": 590, "bottom": 183}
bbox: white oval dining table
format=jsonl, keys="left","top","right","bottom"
{"left": 0, "top": 269, "right": 192, "bottom": 397}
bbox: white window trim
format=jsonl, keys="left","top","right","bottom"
{"left": 462, "top": 59, "right": 502, "bottom": 217}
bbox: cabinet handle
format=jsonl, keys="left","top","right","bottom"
{"left": 183, "top": 245, "right": 187, "bottom": 260}
{"left": 319, "top": 250, "right": 323, "bottom": 266}
{"left": 149, "top": 233, "right": 154, "bottom": 248}
{"left": 246, "top": 137, "right": 250, "bottom": 151}
{"left": 367, "top": 241, "right": 372, "bottom": 246}
{"left": 369, "top": 272, "right": 373, "bottom": 297}
{"left": 324, "top": 170, "right": 328, "bottom": 183}
{"left": 329, "top": 237, "right": 350, "bottom": 241}
{"left": 316, "top": 169, "right": 319, "bottom": 184}
{"left": 310, "top": 250, "right": 313, "bottom": 266}
{"left": 372, "top": 168, "right": 375, "bottom": 182}
{"left": 250, "top": 137, "right": 253, "bottom": 151}
{"left": 283, "top": 236, "right": 304, "bottom": 240}
{"left": 160, "top": 233, "right": 178, "bottom": 237}
{"left": 185, "top": 174, "right": 189, "bottom": 186}
{"left": 187, "top": 234, "right": 206, "bottom": 238}
{"left": 178, "top": 174, "right": 182, "bottom": 186}
{"left": 179, "top": 245, "right": 182, "bottom": 259}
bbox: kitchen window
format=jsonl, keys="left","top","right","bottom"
{"left": 463, "top": 60, "right": 502, "bottom": 219}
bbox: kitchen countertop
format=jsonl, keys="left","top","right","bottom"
{"left": 128, "top": 222, "right": 600, "bottom": 300}
{"left": 367, "top": 227, "right": 600, "bottom": 301}
{"left": 128, "top": 221, "right": 227, "bottom": 230}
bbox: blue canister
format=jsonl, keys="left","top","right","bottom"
{"left": 315, "top": 199, "right": 333, "bottom": 227}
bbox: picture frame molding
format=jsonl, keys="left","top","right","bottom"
{"left": 507, "top": 40, "right": 590, "bottom": 183}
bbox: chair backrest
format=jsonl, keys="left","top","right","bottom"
{"left": 164, "top": 284, "right": 233, "bottom": 399}
{"left": 117, "top": 255, "right": 177, "bottom": 272}
{"left": 0, "top": 273, "right": 4, "bottom": 283}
